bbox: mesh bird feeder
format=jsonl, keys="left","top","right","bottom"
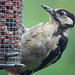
{"left": 0, "top": 0, "right": 24, "bottom": 69}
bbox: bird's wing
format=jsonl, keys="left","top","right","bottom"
{"left": 21, "top": 24, "right": 29, "bottom": 34}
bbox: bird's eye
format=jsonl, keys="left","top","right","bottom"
{"left": 57, "top": 10, "right": 66, "bottom": 16}
{"left": 59, "top": 11, "right": 64, "bottom": 15}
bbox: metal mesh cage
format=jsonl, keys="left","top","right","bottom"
{"left": 0, "top": 0, "right": 23, "bottom": 68}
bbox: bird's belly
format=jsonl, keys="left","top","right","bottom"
{"left": 21, "top": 35, "right": 61, "bottom": 70}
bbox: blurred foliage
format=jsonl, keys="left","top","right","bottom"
{"left": 1, "top": 0, "right": 75, "bottom": 75}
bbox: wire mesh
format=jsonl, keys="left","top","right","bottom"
{"left": 0, "top": 0, "right": 23, "bottom": 66}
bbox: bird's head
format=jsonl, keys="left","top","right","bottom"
{"left": 41, "top": 4, "right": 75, "bottom": 29}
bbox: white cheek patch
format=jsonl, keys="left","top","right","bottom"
{"left": 56, "top": 14, "right": 73, "bottom": 25}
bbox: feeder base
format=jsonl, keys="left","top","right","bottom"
{"left": 0, "top": 64, "right": 25, "bottom": 70}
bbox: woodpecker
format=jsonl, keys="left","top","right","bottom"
{"left": 4, "top": 4, "right": 75, "bottom": 75}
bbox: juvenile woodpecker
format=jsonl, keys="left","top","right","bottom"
{"left": 4, "top": 4, "right": 75, "bottom": 75}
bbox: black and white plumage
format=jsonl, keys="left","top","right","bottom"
{"left": 4, "top": 4, "right": 75, "bottom": 75}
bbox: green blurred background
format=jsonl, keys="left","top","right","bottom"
{"left": 1, "top": 0, "right": 75, "bottom": 75}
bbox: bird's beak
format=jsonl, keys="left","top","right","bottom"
{"left": 41, "top": 4, "right": 55, "bottom": 16}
